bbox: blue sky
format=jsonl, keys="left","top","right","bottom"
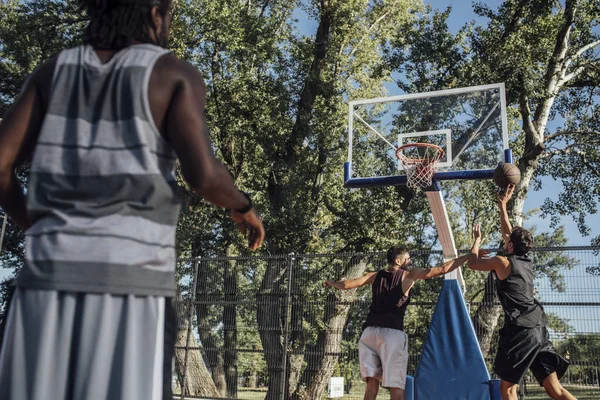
{"left": 1, "top": 0, "right": 598, "bottom": 332}
{"left": 294, "top": 0, "right": 599, "bottom": 246}
{"left": 423, "top": 0, "right": 599, "bottom": 245}
{"left": 293, "top": 0, "right": 600, "bottom": 334}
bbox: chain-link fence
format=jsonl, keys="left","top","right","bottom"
{"left": 172, "top": 247, "right": 600, "bottom": 400}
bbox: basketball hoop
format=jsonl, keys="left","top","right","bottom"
{"left": 395, "top": 143, "right": 444, "bottom": 189}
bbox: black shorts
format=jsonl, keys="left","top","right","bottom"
{"left": 493, "top": 325, "right": 569, "bottom": 386}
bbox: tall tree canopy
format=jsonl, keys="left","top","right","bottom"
{"left": 0, "top": 0, "right": 597, "bottom": 398}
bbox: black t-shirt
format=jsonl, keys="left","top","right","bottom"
{"left": 362, "top": 269, "right": 411, "bottom": 331}
{"left": 494, "top": 254, "right": 547, "bottom": 328}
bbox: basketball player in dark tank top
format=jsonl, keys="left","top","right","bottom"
{"left": 468, "top": 185, "right": 574, "bottom": 400}
{"left": 325, "top": 247, "right": 470, "bottom": 400}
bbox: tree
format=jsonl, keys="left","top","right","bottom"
{"left": 387, "top": 0, "right": 599, "bottom": 355}
{"left": 0, "top": 0, "right": 86, "bottom": 344}
{"left": 3, "top": 1, "right": 596, "bottom": 398}
{"left": 171, "top": 0, "right": 427, "bottom": 398}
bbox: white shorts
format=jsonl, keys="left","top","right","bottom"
{"left": 359, "top": 326, "right": 408, "bottom": 389}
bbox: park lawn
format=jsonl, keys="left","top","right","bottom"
{"left": 195, "top": 383, "right": 600, "bottom": 399}
{"left": 522, "top": 385, "right": 600, "bottom": 400}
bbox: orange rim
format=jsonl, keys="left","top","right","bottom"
{"left": 395, "top": 143, "right": 444, "bottom": 164}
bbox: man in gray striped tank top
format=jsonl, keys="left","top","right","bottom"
{"left": 0, "top": 1, "right": 265, "bottom": 399}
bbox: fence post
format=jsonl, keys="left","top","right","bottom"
{"left": 180, "top": 257, "right": 200, "bottom": 400}
{"left": 280, "top": 253, "right": 294, "bottom": 400}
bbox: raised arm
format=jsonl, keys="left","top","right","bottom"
{"left": 405, "top": 255, "right": 469, "bottom": 282}
{"left": 497, "top": 184, "right": 515, "bottom": 244}
{"left": 468, "top": 223, "right": 509, "bottom": 275}
{"left": 324, "top": 271, "right": 378, "bottom": 290}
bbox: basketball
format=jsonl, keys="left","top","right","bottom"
{"left": 493, "top": 163, "right": 521, "bottom": 188}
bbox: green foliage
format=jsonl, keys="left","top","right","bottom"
{"left": 388, "top": 1, "right": 600, "bottom": 244}
{"left": 0, "top": 0, "right": 85, "bottom": 114}
{"left": 554, "top": 333, "right": 600, "bottom": 387}
{"left": 0, "top": 1, "right": 598, "bottom": 398}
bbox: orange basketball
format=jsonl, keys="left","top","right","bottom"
{"left": 493, "top": 163, "right": 521, "bottom": 188}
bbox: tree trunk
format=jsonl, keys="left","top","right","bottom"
{"left": 196, "top": 268, "right": 228, "bottom": 396}
{"left": 295, "top": 258, "right": 369, "bottom": 399}
{"left": 256, "top": 257, "right": 287, "bottom": 400}
{"left": 266, "top": 1, "right": 332, "bottom": 234}
{"left": 224, "top": 247, "right": 239, "bottom": 397}
{"left": 472, "top": 273, "right": 503, "bottom": 357}
{"left": 248, "top": 368, "right": 257, "bottom": 388}
{"left": 287, "top": 352, "right": 305, "bottom": 396}
{"left": 286, "top": 296, "right": 306, "bottom": 395}
{"left": 174, "top": 305, "right": 221, "bottom": 397}
{"left": 262, "top": 6, "right": 333, "bottom": 395}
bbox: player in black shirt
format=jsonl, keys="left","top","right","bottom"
{"left": 468, "top": 185, "right": 574, "bottom": 400}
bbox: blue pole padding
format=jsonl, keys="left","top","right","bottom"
{"left": 405, "top": 375, "right": 415, "bottom": 400}
{"left": 414, "top": 280, "right": 491, "bottom": 399}
{"left": 490, "top": 379, "right": 501, "bottom": 400}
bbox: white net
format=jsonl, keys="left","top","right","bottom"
{"left": 396, "top": 144, "right": 444, "bottom": 189}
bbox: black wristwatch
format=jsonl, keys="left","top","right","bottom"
{"left": 235, "top": 192, "right": 253, "bottom": 214}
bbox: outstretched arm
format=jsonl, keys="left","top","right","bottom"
{"left": 468, "top": 224, "right": 507, "bottom": 273}
{"left": 405, "top": 255, "right": 470, "bottom": 282}
{"left": 497, "top": 184, "right": 515, "bottom": 244}
{"left": 401, "top": 255, "right": 470, "bottom": 294}
{"left": 324, "top": 271, "right": 377, "bottom": 290}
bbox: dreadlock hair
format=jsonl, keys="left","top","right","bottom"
{"left": 79, "top": 0, "right": 171, "bottom": 50}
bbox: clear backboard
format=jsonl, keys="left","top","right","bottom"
{"left": 344, "top": 83, "right": 512, "bottom": 188}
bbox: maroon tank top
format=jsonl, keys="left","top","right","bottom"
{"left": 362, "top": 269, "right": 411, "bottom": 331}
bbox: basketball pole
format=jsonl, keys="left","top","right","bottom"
{"left": 0, "top": 120, "right": 6, "bottom": 254}
{"left": 0, "top": 211, "right": 6, "bottom": 254}
{"left": 424, "top": 187, "right": 466, "bottom": 293}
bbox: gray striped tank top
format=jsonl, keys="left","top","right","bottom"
{"left": 17, "top": 44, "right": 181, "bottom": 296}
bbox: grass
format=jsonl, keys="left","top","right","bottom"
{"left": 178, "top": 383, "right": 600, "bottom": 399}
{"left": 522, "top": 385, "right": 600, "bottom": 400}
{"left": 234, "top": 383, "right": 600, "bottom": 399}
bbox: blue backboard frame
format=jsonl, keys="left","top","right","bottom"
{"left": 344, "top": 83, "right": 512, "bottom": 189}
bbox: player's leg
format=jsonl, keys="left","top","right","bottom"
{"left": 364, "top": 377, "right": 380, "bottom": 400}
{"left": 499, "top": 380, "right": 519, "bottom": 400}
{"left": 530, "top": 327, "right": 574, "bottom": 400}
{"left": 71, "top": 292, "right": 168, "bottom": 400}
{"left": 379, "top": 329, "right": 408, "bottom": 400}
{"left": 0, "top": 288, "right": 76, "bottom": 400}
{"left": 541, "top": 372, "right": 576, "bottom": 400}
{"left": 162, "top": 298, "right": 178, "bottom": 400}
{"left": 493, "top": 326, "right": 539, "bottom": 400}
{"left": 389, "top": 387, "right": 405, "bottom": 400}
{"left": 359, "top": 327, "right": 383, "bottom": 400}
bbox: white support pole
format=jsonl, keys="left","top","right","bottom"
{"left": 0, "top": 212, "right": 6, "bottom": 253}
{"left": 425, "top": 190, "right": 466, "bottom": 293}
